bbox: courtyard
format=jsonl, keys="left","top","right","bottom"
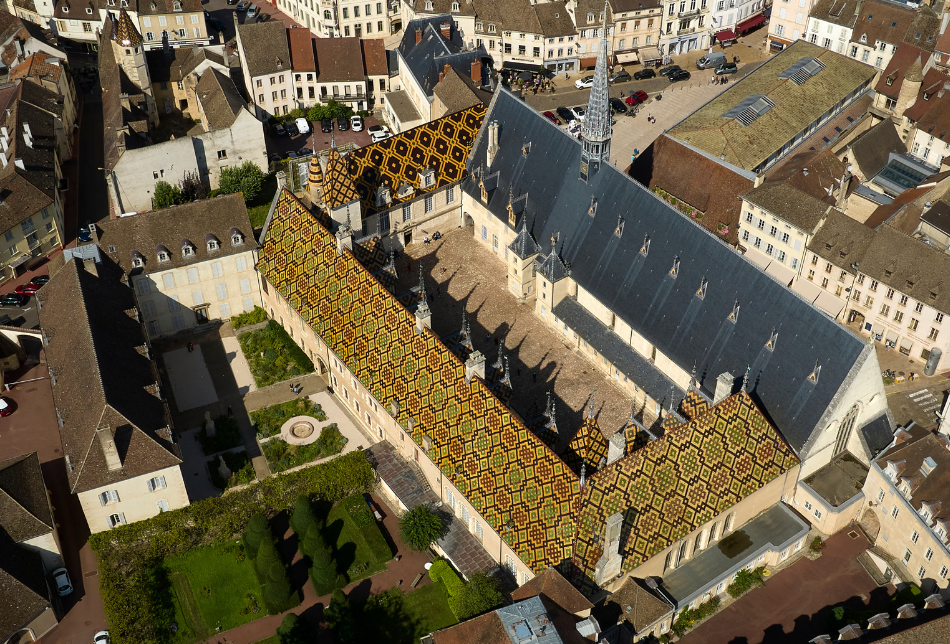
{"left": 402, "top": 228, "right": 634, "bottom": 439}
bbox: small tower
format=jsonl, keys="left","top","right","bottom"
{"left": 579, "top": 2, "right": 612, "bottom": 182}
{"left": 894, "top": 56, "right": 924, "bottom": 121}
{"left": 110, "top": 9, "right": 158, "bottom": 126}
{"left": 308, "top": 155, "right": 324, "bottom": 206}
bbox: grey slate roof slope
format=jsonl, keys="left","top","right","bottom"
{"left": 0, "top": 453, "right": 53, "bottom": 543}
{"left": 848, "top": 120, "right": 906, "bottom": 180}
{"left": 37, "top": 258, "right": 181, "bottom": 494}
{"left": 195, "top": 68, "right": 247, "bottom": 131}
{"left": 462, "top": 89, "right": 869, "bottom": 453}
{"left": 742, "top": 181, "right": 833, "bottom": 233}
{"left": 238, "top": 20, "right": 291, "bottom": 78}
{"left": 0, "top": 535, "right": 50, "bottom": 641}
{"left": 399, "top": 16, "right": 485, "bottom": 98}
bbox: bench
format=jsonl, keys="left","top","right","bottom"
{"left": 411, "top": 573, "right": 424, "bottom": 588}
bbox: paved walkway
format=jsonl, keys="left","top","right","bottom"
{"left": 222, "top": 335, "right": 257, "bottom": 395}
{"left": 679, "top": 529, "right": 893, "bottom": 644}
{"left": 164, "top": 345, "right": 220, "bottom": 411}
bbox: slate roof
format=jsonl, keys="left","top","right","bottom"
{"left": 467, "top": 89, "right": 868, "bottom": 454}
{"left": 666, "top": 41, "right": 876, "bottom": 172}
{"left": 398, "top": 16, "right": 485, "bottom": 98}
{"left": 808, "top": 0, "right": 861, "bottom": 29}
{"left": 0, "top": 536, "right": 50, "bottom": 642}
{"left": 37, "top": 258, "right": 181, "bottom": 494}
{"left": 851, "top": 0, "right": 938, "bottom": 52}
{"left": 742, "top": 182, "right": 832, "bottom": 233}
{"left": 237, "top": 20, "right": 290, "bottom": 78}
{"left": 258, "top": 189, "right": 580, "bottom": 573}
{"left": 877, "top": 430, "right": 950, "bottom": 518}
{"left": 0, "top": 452, "right": 53, "bottom": 542}
{"left": 510, "top": 567, "right": 594, "bottom": 616}
{"left": 314, "top": 37, "right": 365, "bottom": 82}
{"left": 96, "top": 193, "right": 254, "bottom": 274}
{"left": 848, "top": 119, "right": 907, "bottom": 179}
{"left": 361, "top": 39, "right": 388, "bottom": 76}
{"left": 145, "top": 46, "right": 225, "bottom": 83}
{"left": 572, "top": 391, "right": 799, "bottom": 586}
{"left": 195, "top": 67, "right": 247, "bottom": 131}
{"left": 339, "top": 104, "right": 484, "bottom": 216}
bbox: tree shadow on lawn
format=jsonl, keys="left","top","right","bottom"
{"left": 273, "top": 510, "right": 310, "bottom": 596}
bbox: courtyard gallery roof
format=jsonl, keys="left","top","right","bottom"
{"left": 463, "top": 88, "right": 869, "bottom": 456}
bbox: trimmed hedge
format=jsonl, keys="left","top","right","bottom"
{"left": 90, "top": 451, "right": 375, "bottom": 644}
{"left": 428, "top": 559, "right": 465, "bottom": 618}
{"left": 232, "top": 306, "right": 269, "bottom": 329}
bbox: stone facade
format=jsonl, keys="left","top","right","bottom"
{"left": 78, "top": 465, "right": 190, "bottom": 533}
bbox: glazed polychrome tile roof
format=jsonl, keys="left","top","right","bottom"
{"left": 258, "top": 189, "right": 579, "bottom": 572}
{"left": 563, "top": 411, "right": 609, "bottom": 477}
{"left": 322, "top": 149, "right": 361, "bottom": 209}
{"left": 571, "top": 391, "right": 799, "bottom": 586}
{"left": 341, "top": 104, "right": 485, "bottom": 216}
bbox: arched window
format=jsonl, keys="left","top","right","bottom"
{"left": 834, "top": 405, "right": 859, "bottom": 455}
{"left": 677, "top": 540, "right": 689, "bottom": 566}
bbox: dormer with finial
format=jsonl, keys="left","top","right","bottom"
{"left": 534, "top": 234, "right": 572, "bottom": 318}
{"left": 414, "top": 265, "right": 432, "bottom": 334}
{"left": 108, "top": 10, "right": 158, "bottom": 126}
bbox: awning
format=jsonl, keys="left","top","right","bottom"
{"left": 580, "top": 57, "right": 597, "bottom": 69}
{"left": 900, "top": 338, "right": 913, "bottom": 350}
{"left": 500, "top": 62, "right": 544, "bottom": 73}
{"left": 8, "top": 254, "right": 29, "bottom": 269}
{"left": 616, "top": 51, "right": 639, "bottom": 64}
{"left": 791, "top": 278, "right": 822, "bottom": 302}
{"left": 715, "top": 29, "right": 737, "bottom": 42}
{"left": 737, "top": 13, "right": 767, "bottom": 33}
{"left": 886, "top": 330, "right": 899, "bottom": 343}
{"left": 639, "top": 46, "right": 662, "bottom": 63}
{"left": 765, "top": 261, "right": 795, "bottom": 286}
{"left": 813, "top": 291, "right": 844, "bottom": 318}
{"left": 745, "top": 251, "right": 770, "bottom": 270}
{"left": 871, "top": 324, "right": 885, "bottom": 337}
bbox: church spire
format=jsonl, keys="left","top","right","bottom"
{"left": 580, "top": 1, "right": 612, "bottom": 182}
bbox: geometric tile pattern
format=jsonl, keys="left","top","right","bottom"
{"left": 322, "top": 148, "right": 361, "bottom": 209}
{"left": 342, "top": 105, "right": 486, "bottom": 216}
{"left": 570, "top": 391, "right": 799, "bottom": 587}
{"left": 563, "top": 413, "right": 610, "bottom": 477}
{"left": 257, "top": 190, "right": 578, "bottom": 573}
{"left": 680, "top": 388, "right": 711, "bottom": 421}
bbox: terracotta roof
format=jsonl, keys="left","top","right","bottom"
{"left": 0, "top": 536, "right": 50, "bottom": 642}
{"left": 909, "top": 75, "right": 950, "bottom": 141}
{"left": 237, "top": 21, "right": 290, "bottom": 78}
{"left": 287, "top": 27, "right": 315, "bottom": 72}
{"left": 877, "top": 431, "right": 950, "bottom": 522}
{"left": 847, "top": 119, "right": 907, "bottom": 179}
{"left": 258, "top": 189, "right": 580, "bottom": 574}
{"left": 875, "top": 44, "right": 930, "bottom": 99}
{"left": 743, "top": 181, "right": 833, "bottom": 232}
{"left": 53, "top": 0, "right": 98, "bottom": 19}
{"left": 433, "top": 66, "right": 490, "bottom": 115}
{"left": 600, "top": 577, "right": 673, "bottom": 633}
{"left": 37, "top": 258, "right": 181, "bottom": 494}
{"left": 937, "top": 22, "right": 950, "bottom": 56}
{"left": 765, "top": 147, "right": 848, "bottom": 203}
{"left": 431, "top": 594, "right": 591, "bottom": 644}
{"left": 864, "top": 185, "right": 930, "bottom": 230}
{"left": 430, "top": 609, "right": 508, "bottom": 644}
{"left": 851, "top": 0, "right": 937, "bottom": 52}
{"left": 96, "top": 193, "right": 254, "bottom": 273}
{"left": 405, "top": 0, "right": 476, "bottom": 16}
{"left": 340, "top": 104, "right": 485, "bottom": 216}
{"left": 9, "top": 53, "right": 64, "bottom": 83}
{"left": 114, "top": 8, "right": 143, "bottom": 46}
{"left": 0, "top": 85, "right": 59, "bottom": 217}
{"left": 510, "top": 567, "right": 594, "bottom": 615}
{"left": 195, "top": 67, "right": 247, "bottom": 130}
{"left": 667, "top": 40, "right": 877, "bottom": 172}
{"left": 361, "top": 38, "right": 387, "bottom": 76}
{"left": 571, "top": 391, "right": 799, "bottom": 587}
{"left": 871, "top": 614, "right": 950, "bottom": 643}
{"left": 314, "top": 37, "right": 365, "bottom": 82}
{"left": 0, "top": 452, "right": 53, "bottom": 543}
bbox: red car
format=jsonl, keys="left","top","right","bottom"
{"left": 625, "top": 90, "right": 649, "bottom": 106}
{"left": 15, "top": 283, "right": 40, "bottom": 296}
{"left": 542, "top": 111, "right": 559, "bottom": 124}
{"left": 0, "top": 397, "right": 15, "bottom": 417}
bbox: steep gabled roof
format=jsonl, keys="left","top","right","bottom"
{"left": 510, "top": 567, "right": 594, "bottom": 615}
{"left": 0, "top": 535, "right": 50, "bottom": 641}
{"left": 0, "top": 452, "right": 53, "bottom": 542}
{"left": 195, "top": 67, "right": 247, "bottom": 131}
{"left": 563, "top": 411, "right": 610, "bottom": 476}
{"left": 237, "top": 20, "right": 290, "bottom": 78}
{"left": 323, "top": 148, "right": 361, "bottom": 208}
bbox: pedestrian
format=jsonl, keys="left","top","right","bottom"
{"left": 620, "top": 90, "right": 625, "bottom": 98}
{"left": 227, "top": 406, "right": 233, "bottom": 417}
{"left": 494, "top": 337, "right": 499, "bottom": 345}
{"left": 407, "top": 261, "right": 412, "bottom": 272}
{"left": 188, "top": 341, "right": 194, "bottom": 353}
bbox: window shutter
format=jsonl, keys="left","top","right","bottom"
{"left": 192, "top": 289, "right": 204, "bottom": 305}
{"left": 216, "top": 283, "right": 228, "bottom": 300}
{"left": 119, "top": 513, "right": 127, "bottom": 525}
{"left": 240, "top": 278, "right": 251, "bottom": 295}
{"left": 187, "top": 267, "right": 199, "bottom": 283}
{"left": 147, "top": 478, "right": 155, "bottom": 492}
{"left": 107, "top": 517, "right": 115, "bottom": 529}
{"left": 159, "top": 475, "right": 167, "bottom": 488}
{"left": 236, "top": 256, "right": 247, "bottom": 271}
{"left": 99, "top": 492, "right": 107, "bottom": 506}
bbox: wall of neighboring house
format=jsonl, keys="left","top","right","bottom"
{"left": 54, "top": 15, "right": 101, "bottom": 42}
{"left": 22, "top": 531, "right": 65, "bottom": 571}
{"left": 138, "top": 11, "right": 208, "bottom": 48}
{"left": 909, "top": 130, "right": 950, "bottom": 170}
{"left": 0, "top": 205, "right": 62, "bottom": 281}
{"left": 131, "top": 246, "right": 261, "bottom": 339}
{"left": 738, "top": 198, "right": 816, "bottom": 274}
{"left": 848, "top": 36, "right": 899, "bottom": 72}
{"left": 78, "top": 465, "right": 189, "bottom": 534}
{"left": 358, "top": 182, "right": 462, "bottom": 248}
{"left": 248, "top": 71, "right": 294, "bottom": 118}
{"left": 805, "top": 17, "right": 853, "bottom": 54}
{"left": 192, "top": 109, "right": 268, "bottom": 188}
{"left": 767, "top": 0, "right": 814, "bottom": 50}
{"left": 792, "top": 479, "right": 865, "bottom": 535}
{"left": 111, "top": 136, "right": 201, "bottom": 213}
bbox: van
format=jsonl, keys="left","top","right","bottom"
{"left": 246, "top": 3, "right": 258, "bottom": 17}
{"left": 696, "top": 52, "right": 727, "bottom": 70}
{"left": 295, "top": 117, "right": 310, "bottom": 135}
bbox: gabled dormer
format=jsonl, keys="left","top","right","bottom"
{"left": 156, "top": 244, "right": 171, "bottom": 263}
{"left": 131, "top": 250, "right": 145, "bottom": 269}
{"left": 418, "top": 167, "right": 436, "bottom": 190}
{"left": 181, "top": 238, "right": 196, "bottom": 258}
{"left": 206, "top": 233, "right": 220, "bottom": 252}
{"left": 885, "top": 459, "right": 906, "bottom": 481}
{"left": 230, "top": 227, "right": 245, "bottom": 247}
{"left": 397, "top": 182, "right": 414, "bottom": 200}
{"left": 375, "top": 185, "right": 392, "bottom": 208}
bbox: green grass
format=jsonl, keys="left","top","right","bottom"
{"left": 402, "top": 581, "right": 458, "bottom": 634}
{"left": 251, "top": 398, "right": 327, "bottom": 439}
{"left": 168, "top": 572, "right": 210, "bottom": 644}
{"left": 207, "top": 450, "right": 256, "bottom": 490}
{"left": 232, "top": 306, "right": 269, "bottom": 330}
{"left": 196, "top": 415, "right": 244, "bottom": 456}
{"left": 165, "top": 542, "right": 265, "bottom": 634}
{"left": 247, "top": 174, "right": 278, "bottom": 229}
{"left": 239, "top": 320, "right": 314, "bottom": 388}
{"left": 322, "top": 494, "right": 393, "bottom": 584}
{"left": 263, "top": 424, "right": 347, "bottom": 473}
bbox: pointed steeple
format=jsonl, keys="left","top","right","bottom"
{"left": 500, "top": 355, "right": 512, "bottom": 389}
{"left": 579, "top": 1, "right": 612, "bottom": 181}
{"left": 492, "top": 339, "right": 505, "bottom": 370}
{"left": 416, "top": 265, "right": 430, "bottom": 318}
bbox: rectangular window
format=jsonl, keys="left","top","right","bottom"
{"left": 236, "top": 256, "right": 248, "bottom": 271}
{"left": 912, "top": 531, "right": 919, "bottom": 543}
{"left": 212, "top": 262, "right": 223, "bottom": 277}
{"left": 240, "top": 278, "right": 251, "bottom": 295}
{"left": 216, "top": 284, "right": 228, "bottom": 300}
{"left": 192, "top": 289, "right": 204, "bottom": 305}
{"left": 895, "top": 311, "right": 904, "bottom": 323}
{"left": 446, "top": 186, "right": 455, "bottom": 203}
{"left": 925, "top": 548, "right": 933, "bottom": 561}
{"left": 220, "top": 303, "right": 231, "bottom": 317}
{"left": 187, "top": 267, "right": 199, "bottom": 283}
{"left": 918, "top": 566, "right": 926, "bottom": 579}
{"left": 98, "top": 490, "right": 120, "bottom": 505}
{"left": 108, "top": 513, "right": 126, "bottom": 528}
{"left": 892, "top": 507, "right": 899, "bottom": 519}
{"left": 172, "top": 314, "right": 185, "bottom": 329}
{"left": 141, "top": 299, "right": 156, "bottom": 318}
{"left": 424, "top": 195, "right": 433, "bottom": 213}
{"left": 903, "top": 549, "right": 912, "bottom": 563}
{"left": 481, "top": 225, "right": 488, "bottom": 241}
{"left": 243, "top": 297, "right": 254, "bottom": 312}
{"left": 402, "top": 204, "right": 412, "bottom": 222}
{"left": 168, "top": 295, "right": 180, "bottom": 312}
{"left": 941, "top": 566, "right": 948, "bottom": 579}
{"left": 929, "top": 328, "right": 939, "bottom": 340}
{"left": 909, "top": 318, "right": 919, "bottom": 331}
{"left": 937, "top": 312, "right": 945, "bottom": 323}
{"left": 900, "top": 295, "right": 909, "bottom": 306}
{"left": 147, "top": 475, "right": 167, "bottom": 492}
{"left": 157, "top": 499, "right": 170, "bottom": 512}
{"left": 162, "top": 273, "right": 175, "bottom": 289}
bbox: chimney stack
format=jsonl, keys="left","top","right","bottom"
{"left": 464, "top": 350, "right": 486, "bottom": 384}
{"left": 440, "top": 21, "right": 451, "bottom": 39}
{"left": 471, "top": 59, "right": 482, "bottom": 84}
{"left": 415, "top": 27, "right": 423, "bottom": 44}
{"left": 607, "top": 432, "right": 624, "bottom": 465}
{"left": 96, "top": 426, "right": 123, "bottom": 471}
{"left": 714, "top": 371, "right": 734, "bottom": 404}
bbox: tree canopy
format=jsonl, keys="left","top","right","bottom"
{"left": 398, "top": 505, "right": 445, "bottom": 552}
{"left": 218, "top": 161, "right": 265, "bottom": 203}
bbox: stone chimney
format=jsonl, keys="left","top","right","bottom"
{"left": 471, "top": 59, "right": 482, "bottom": 84}
{"left": 440, "top": 21, "right": 451, "bottom": 39}
{"left": 464, "top": 350, "right": 486, "bottom": 383}
{"left": 714, "top": 371, "right": 733, "bottom": 404}
{"left": 96, "top": 426, "right": 123, "bottom": 471}
{"left": 607, "top": 432, "right": 624, "bottom": 465}
{"left": 594, "top": 512, "right": 624, "bottom": 586}
{"left": 487, "top": 121, "right": 499, "bottom": 167}
{"left": 415, "top": 27, "right": 423, "bottom": 44}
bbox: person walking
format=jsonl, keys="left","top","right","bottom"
{"left": 188, "top": 341, "right": 194, "bottom": 353}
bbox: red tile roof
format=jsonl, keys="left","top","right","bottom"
{"left": 361, "top": 38, "right": 387, "bottom": 76}
{"left": 314, "top": 37, "right": 365, "bottom": 82}
{"left": 287, "top": 27, "right": 315, "bottom": 72}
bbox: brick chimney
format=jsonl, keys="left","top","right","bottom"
{"left": 471, "top": 59, "right": 482, "bottom": 84}
{"left": 415, "top": 27, "right": 423, "bottom": 44}
{"left": 439, "top": 62, "right": 452, "bottom": 83}
{"left": 440, "top": 21, "right": 451, "bottom": 39}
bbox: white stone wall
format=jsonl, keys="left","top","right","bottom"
{"left": 22, "top": 531, "right": 64, "bottom": 571}
{"left": 79, "top": 464, "right": 189, "bottom": 534}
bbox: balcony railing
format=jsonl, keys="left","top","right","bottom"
{"left": 677, "top": 8, "right": 700, "bottom": 18}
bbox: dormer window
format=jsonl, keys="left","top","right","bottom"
{"left": 182, "top": 245, "right": 194, "bottom": 257}
{"left": 120, "top": 0, "right": 128, "bottom": 6}
{"left": 208, "top": 240, "right": 219, "bottom": 251}
{"left": 230, "top": 228, "right": 244, "bottom": 247}
{"left": 107, "top": 0, "right": 115, "bottom": 5}
{"left": 885, "top": 460, "right": 904, "bottom": 481}
{"left": 587, "top": 12, "right": 594, "bottom": 21}
{"left": 173, "top": 0, "right": 181, "bottom": 9}
{"left": 158, "top": 251, "right": 170, "bottom": 262}
{"left": 476, "top": 21, "right": 483, "bottom": 30}
{"left": 132, "top": 255, "right": 144, "bottom": 268}
{"left": 419, "top": 167, "right": 435, "bottom": 188}
{"left": 62, "top": 4, "right": 68, "bottom": 11}
{"left": 451, "top": 1, "right": 459, "bottom": 10}
{"left": 860, "top": 33, "right": 867, "bottom": 43}
{"left": 86, "top": 6, "right": 92, "bottom": 12}
{"left": 488, "top": 23, "right": 496, "bottom": 33}
{"left": 376, "top": 185, "right": 392, "bottom": 207}
{"left": 425, "top": 0, "right": 432, "bottom": 9}
{"left": 640, "top": 234, "right": 650, "bottom": 257}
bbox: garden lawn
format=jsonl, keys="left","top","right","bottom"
{"left": 247, "top": 174, "right": 278, "bottom": 229}
{"left": 239, "top": 320, "right": 314, "bottom": 388}
{"left": 402, "top": 581, "right": 458, "bottom": 634}
{"left": 251, "top": 398, "right": 327, "bottom": 439}
{"left": 263, "top": 424, "right": 346, "bottom": 473}
{"left": 323, "top": 494, "right": 393, "bottom": 584}
{"left": 207, "top": 450, "right": 256, "bottom": 490}
{"left": 165, "top": 542, "right": 265, "bottom": 635}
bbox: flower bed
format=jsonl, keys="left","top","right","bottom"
{"left": 263, "top": 424, "right": 346, "bottom": 473}
{"left": 251, "top": 399, "right": 327, "bottom": 439}
{"left": 238, "top": 320, "right": 314, "bottom": 388}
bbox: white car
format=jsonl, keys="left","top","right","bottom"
{"left": 571, "top": 106, "right": 586, "bottom": 121}
{"left": 371, "top": 130, "right": 392, "bottom": 143}
{"left": 51, "top": 567, "right": 73, "bottom": 597}
{"left": 94, "top": 632, "right": 110, "bottom": 644}
{"left": 350, "top": 115, "right": 364, "bottom": 131}
{"left": 574, "top": 75, "right": 594, "bottom": 89}
{"left": 246, "top": 3, "right": 258, "bottom": 17}
{"left": 295, "top": 117, "right": 310, "bottom": 135}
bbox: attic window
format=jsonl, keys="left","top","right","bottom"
{"left": 62, "top": 4, "right": 68, "bottom": 11}
{"left": 860, "top": 33, "right": 867, "bottom": 43}
{"left": 890, "top": 21, "right": 896, "bottom": 27}
{"left": 451, "top": 1, "right": 459, "bottom": 10}
{"left": 108, "top": 245, "right": 116, "bottom": 253}
{"left": 930, "top": 291, "right": 938, "bottom": 301}
{"left": 587, "top": 196, "right": 597, "bottom": 217}
{"left": 728, "top": 299, "right": 740, "bottom": 323}
{"left": 231, "top": 232, "right": 244, "bottom": 246}
{"left": 120, "top": 0, "right": 127, "bottom": 6}
{"left": 476, "top": 21, "right": 483, "bottom": 29}
{"left": 669, "top": 256, "right": 679, "bottom": 279}
{"left": 132, "top": 257, "right": 144, "bottom": 268}
{"left": 158, "top": 251, "right": 170, "bottom": 262}
{"left": 697, "top": 277, "right": 707, "bottom": 299}
{"left": 907, "top": 279, "right": 916, "bottom": 289}
{"left": 107, "top": 0, "right": 114, "bottom": 5}
{"left": 766, "top": 327, "right": 778, "bottom": 351}
{"left": 808, "top": 360, "right": 821, "bottom": 384}
{"left": 886, "top": 75, "right": 895, "bottom": 86}
{"left": 208, "top": 239, "right": 220, "bottom": 252}
{"left": 885, "top": 268, "right": 893, "bottom": 277}
{"left": 86, "top": 6, "right": 92, "bottom": 12}
{"left": 587, "top": 12, "right": 594, "bottom": 21}
{"left": 488, "top": 23, "right": 496, "bottom": 33}
{"left": 614, "top": 216, "right": 624, "bottom": 238}
{"left": 173, "top": 0, "right": 181, "bottom": 9}
{"left": 419, "top": 167, "right": 436, "bottom": 188}
{"left": 722, "top": 95, "right": 775, "bottom": 126}
{"left": 924, "top": 93, "right": 932, "bottom": 101}
{"left": 425, "top": 0, "right": 432, "bottom": 9}
{"left": 182, "top": 244, "right": 194, "bottom": 257}
{"left": 778, "top": 57, "right": 825, "bottom": 86}
{"left": 640, "top": 234, "right": 650, "bottom": 257}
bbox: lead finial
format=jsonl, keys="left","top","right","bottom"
{"left": 742, "top": 365, "right": 750, "bottom": 392}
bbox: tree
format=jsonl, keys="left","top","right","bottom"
{"left": 243, "top": 512, "right": 270, "bottom": 559}
{"left": 398, "top": 505, "right": 444, "bottom": 552}
{"left": 290, "top": 495, "right": 318, "bottom": 537}
{"left": 324, "top": 589, "right": 358, "bottom": 644}
{"left": 455, "top": 572, "right": 503, "bottom": 619}
{"left": 304, "top": 524, "right": 337, "bottom": 595}
{"left": 179, "top": 170, "right": 207, "bottom": 202}
{"left": 276, "top": 613, "right": 309, "bottom": 644}
{"left": 153, "top": 180, "right": 182, "bottom": 209}
{"left": 218, "top": 161, "right": 265, "bottom": 203}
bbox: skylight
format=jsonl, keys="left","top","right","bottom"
{"left": 778, "top": 57, "right": 826, "bottom": 85}
{"left": 722, "top": 94, "right": 776, "bottom": 126}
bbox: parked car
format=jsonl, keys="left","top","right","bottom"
{"left": 625, "top": 90, "right": 649, "bottom": 106}
{"left": 78, "top": 222, "right": 93, "bottom": 242}
{"left": 659, "top": 65, "right": 682, "bottom": 77}
{"left": 609, "top": 70, "right": 631, "bottom": 83}
{"left": 714, "top": 62, "right": 738, "bottom": 75}
{"left": 268, "top": 152, "right": 282, "bottom": 164}
{"left": 256, "top": 11, "right": 269, "bottom": 21}
{"left": 570, "top": 106, "right": 586, "bottom": 121}
{"left": 634, "top": 68, "right": 657, "bottom": 80}
{"left": 574, "top": 75, "right": 594, "bottom": 89}
{"left": 93, "top": 632, "right": 110, "bottom": 644}
{"left": 29, "top": 275, "right": 49, "bottom": 286}
{"left": 295, "top": 117, "right": 310, "bottom": 135}
{"left": 542, "top": 110, "right": 560, "bottom": 124}
{"left": 272, "top": 122, "right": 286, "bottom": 136}
{"left": 207, "top": 16, "right": 225, "bottom": 31}
{"left": 668, "top": 69, "right": 691, "bottom": 82}
{"left": 350, "top": 115, "right": 364, "bottom": 131}
{"left": 297, "top": 147, "right": 312, "bottom": 156}
{"left": 370, "top": 130, "right": 392, "bottom": 143}
{"left": 555, "top": 106, "right": 573, "bottom": 122}
{"left": 286, "top": 150, "right": 297, "bottom": 159}
{"left": 226, "top": 0, "right": 237, "bottom": 5}
{"left": 609, "top": 98, "right": 627, "bottom": 114}
{"left": 367, "top": 124, "right": 389, "bottom": 135}
{"left": 236, "top": 0, "right": 248, "bottom": 10}
{"left": 15, "top": 283, "right": 40, "bottom": 296}
{"left": 284, "top": 121, "right": 299, "bottom": 136}
{"left": 337, "top": 116, "right": 350, "bottom": 131}
{"left": 0, "top": 398, "right": 15, "bottom": 417}
{"left": 51, "top": 568, "right": 73, "bottom": 596}
{"left": 246, "top": 3, "right": 258, "bottom": 17}
{"left": 320, "top": 119, "right": 333, "bottom": 133}
{"left": 696, "top": 51, "right": 727, "bottom": 70}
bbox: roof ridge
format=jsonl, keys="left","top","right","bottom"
{"left": 70, "top": 400, "right": 109, "bottom": 494}
{"left": 0, "top": 455, "right": 52, "bottom": 532}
